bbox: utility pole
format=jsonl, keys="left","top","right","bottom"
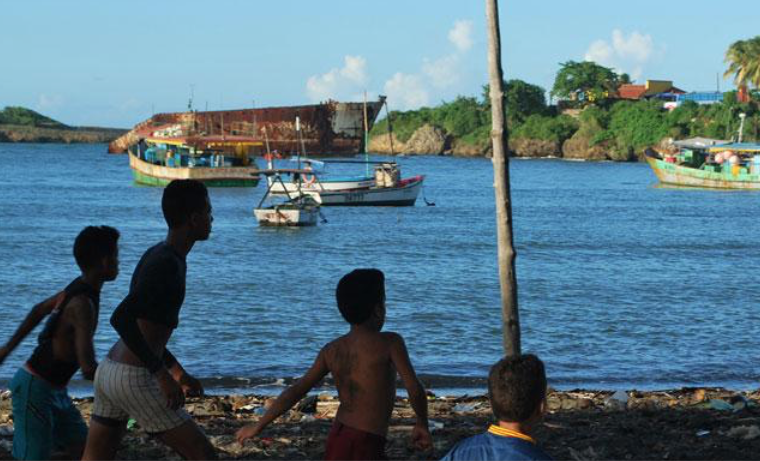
{"left": 486, "top": 0, "right": 521, "bottom": 356}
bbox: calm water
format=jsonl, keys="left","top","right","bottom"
{"left": 1, "top": 143, "right": 759, "bottom": 394}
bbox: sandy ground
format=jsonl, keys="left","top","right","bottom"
{"left": 1, "top": 387, "right": 760, "bottom": 460}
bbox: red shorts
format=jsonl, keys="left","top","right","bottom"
{"left": 324, "top": 420, "right": 387, "bottom": 460}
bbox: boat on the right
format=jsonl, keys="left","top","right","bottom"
{"left": 645, "top": 138, "right": 760, "bottom": 190}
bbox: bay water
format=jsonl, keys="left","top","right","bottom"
{"left": 1, "top": 144, "right": 759, "bottom": 394}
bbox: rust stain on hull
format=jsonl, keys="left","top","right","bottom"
{"left": 109, "top": 98, "right": 385, "bottom": 156}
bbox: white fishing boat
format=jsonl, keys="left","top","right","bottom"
{"left": 253, "top": 169, "right": 323, "bottom": 227}
{"left": 306, "top": 163, "right": 425, "bottom": 206}
{"left": 266, "top": 158, "right": 375, "bottom": 194}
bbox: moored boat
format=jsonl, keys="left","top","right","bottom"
{"left": 305, "top": 162, "right": 425, "bottom": 206}
{"left": 254, "top": 169, "right": 323, "bottom": 227}
{"left": 129, "top": 136, "right": 262, "bottom": 187}
{"left": 645, "top": 140, "right": 760, "bottom": 190}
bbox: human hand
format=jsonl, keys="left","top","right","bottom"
{"left": 178, "top": 372, "right": 204, "bottom": 397}
{"left": 236, "top": 424, "right": 262, "bottom": 445}
{"left": 156, "top": 368, "right": 185, "bottom": 410}
{"left": 411, "top": 423, "right": 432, "bottom": 451}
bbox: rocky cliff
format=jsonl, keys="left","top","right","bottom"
{"left": 0, "top": 125, "right": 126, "bottom": 144}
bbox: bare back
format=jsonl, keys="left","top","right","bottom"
{"left": 323, "top": 330, "right": 398, "bottom": 437}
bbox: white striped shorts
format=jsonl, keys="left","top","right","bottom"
{"left": 92, "top": 358, "right": 191, "bottom": 434}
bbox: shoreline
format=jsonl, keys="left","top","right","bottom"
{"left": 2, "top": 387, "right": 759, "bottom": 459}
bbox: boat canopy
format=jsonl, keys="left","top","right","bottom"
{"left": 707, "top": 142, "right": 760, "bottom": 153}
{"left": 673, "top": 137, "right": 729, "bottom": 150}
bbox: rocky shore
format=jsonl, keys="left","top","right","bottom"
{"left": 1, "top": 387, "right": 759, "bottom": 460}
{"left": 0, "top": 125, "right": 126, "bottom": 144}
{"left": 368, "top": 125, "right": 651, "bottom": 161}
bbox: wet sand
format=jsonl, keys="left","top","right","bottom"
{"left": 1, "top": 388, "right": 760, "bottom": 460}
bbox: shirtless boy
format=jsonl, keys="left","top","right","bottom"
{"left": 0, "top": 225, "right": 120, "bottom": 460}
{"left": 236, "top": 268, "right": 432, "bottom": 460}
{"left": 82, "top": 179, "right": 216, "bottom": 460}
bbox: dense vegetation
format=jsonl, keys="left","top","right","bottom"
{"left": 371, "top": 77, "right": 760, "bottom": 159}
{"left": 0, "top": 106, "right": 69, "bottom": 129}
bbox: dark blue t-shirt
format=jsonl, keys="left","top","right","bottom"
{"left": 441, "top": 426, "right": 552, "bottom": 461}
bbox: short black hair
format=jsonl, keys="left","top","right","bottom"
{"left": 488, "top": 354, "right": 547, "bottom": 423}
{"left": 335, "top": 269, "right": 385, "bottom": 324}
{"left": 73, "top": 226, "right": 120, "bottom": 271}
{"left": 162, "top": 180, "right": 209, "bottom": 229}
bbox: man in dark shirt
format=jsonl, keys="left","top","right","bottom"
{"left": 0, "top": 226, "right": 120, "bottom": 460}
{"left": 83, "top": 179, "right": 216, "bottom": 460}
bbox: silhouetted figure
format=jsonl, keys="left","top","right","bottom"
{"left": 236, "top": 268, "right": 432, "bottom": 460}
{"left": 0, "top": 226, "right": 120, "bottom": 460}
{"left": 82, "top": 180, "right": 216, "bottom": 460}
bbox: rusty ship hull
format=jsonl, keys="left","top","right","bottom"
{"left": 109, "top": 98, "right": 385, "bottom": 156}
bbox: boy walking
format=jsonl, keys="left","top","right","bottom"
{"left": 82, "top": 179, "right": 216, "bottom": 460}
{"left": 236, "top": 268, "right": 432, "bottom": 460}
{"left": 440, "top": 354, "right": 552, "bottom": 461}
{"left": 0, "top": 226, "right": 120, "bottom": 460}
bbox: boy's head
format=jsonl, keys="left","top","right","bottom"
{"left": 73, "top": 226, "right": 120, "bottom": 280}
{"left": 488, "top": 354, "right": 547, "bottom": 424}
{"left": 336, "top": 269, "right": 386, "bottom": 327}
{"left": 162, "top": 180, "right": 212, "bottom": 240}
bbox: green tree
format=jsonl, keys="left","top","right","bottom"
{"left": 724, "top": 36, "right": 760, "bottom": 94}
{"left": 482, "top": 79, "right": 547, "bottom": 126}
{"left": 551, "top": 60, "right": 620, "bottom": 105}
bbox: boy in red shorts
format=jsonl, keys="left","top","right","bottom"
{"left": 236, "top": 268, "right": 432, "bottom": 460}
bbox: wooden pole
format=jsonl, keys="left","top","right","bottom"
{"left": 486, "top": 0, "right": 521, "bottom": 356}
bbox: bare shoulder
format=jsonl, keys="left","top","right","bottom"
{"left": 381, "top": 331, "right": 404, "bottom": 345}
{"left": 65, "top": 294, "right": 97, "bottom": 326}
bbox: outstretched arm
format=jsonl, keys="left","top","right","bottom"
{"left": 69, "top": 296, "right": 98, "bottom": 380}
{"left": 389, "top": 333, "right": 432, "bottom": 450}
{"left": 0, "top": 292, "right": 62, "bottom": 365}
{"left": 164, "top": 349, "right": 204, "bottom": 397}
{"left": 236, "top": 348, "right": 329, "bottom": 444}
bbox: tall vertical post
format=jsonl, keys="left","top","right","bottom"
{"left": 486, "top": 0, "right": 521, "bottom": 356}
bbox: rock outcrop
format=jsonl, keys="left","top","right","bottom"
{"left": 0, "top": 125, "right": 126, "bottom": 144}
{"left": 401, "top": 124, "right": 448, "bottom": 155}
{"left": 509, "top": 138, "right": 561, "bottom": 158}
{"left": 562, "top": 132, "right": 610, "bottom": 161}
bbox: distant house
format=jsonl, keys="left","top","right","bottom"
{"left": 616, "top": 80, "right": 686, "bottom": 101}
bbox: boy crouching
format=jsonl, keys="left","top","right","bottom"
{"left": 237, "top": 268, "right": 432, "bottom": 460}
{"left": 441, "top": 354, "right": 552, "bottom": 461}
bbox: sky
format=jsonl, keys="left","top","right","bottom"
{"left": 1, "top": 0, "right": 758, "bottom": 128}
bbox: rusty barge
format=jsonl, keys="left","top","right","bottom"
{"left": 109, "top": 97, "right": 386, "bottom": 156}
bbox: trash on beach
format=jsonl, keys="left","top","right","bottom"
{"left": 707, "top": 399, "right": 734, "bottom": 411}
{"left": 0, "top": 426, "right": 13, "bottom": 437}
{"left": 729, "top": 394, "right": 749, "bottom": 411}
{"left": 295, "top": 395, "right": 318, "bottom": 414}
{"left": 0, "top": 391, "right": 9, "bottom": 400}
{"left": 126, "top": 418, "right": 136, "bottom": 431}
{"left": 452, "top": 402, "right": 479, "bottom": 413}
{"left": 604, "top": 390, "right": 629, "bottom": 410}
{"left": 300, "top": 414, "right": 316, "bottom": 423}
{"left": 695, "top": 430, "right": 710, "bottom": 437}
{"left": 726, "top": 425, "right": 760, "bottom": 440}
{"left": 428, "top": 420, "right": 444, "bottom": 432}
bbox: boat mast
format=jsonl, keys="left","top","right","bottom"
{"left": 363, "top": 92, "right": 370, "bottom": 177}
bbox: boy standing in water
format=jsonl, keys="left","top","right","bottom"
{"left": 441, "top": 354, "right": 552, "bottom": 461}
{"left": 83, "top": 179, "right": 216, "bottom": 460}
{"left": 237, "top": 268, "right": 432, "bottom": 460}
{"left": 0, "top": 226, "right": 120, "bottom": 460}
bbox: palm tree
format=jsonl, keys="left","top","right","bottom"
{"left": 724, "top": 37, "right": 760, "bottom": 99}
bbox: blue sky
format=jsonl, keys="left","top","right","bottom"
{"left": 1, "top": 0, "right": 758, "bottom": 128}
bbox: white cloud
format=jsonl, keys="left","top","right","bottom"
{"left": 306, "top": 55, "right": 369, "bottom": 102}
{"left": 584, "top": 29, "right": 656, "bottom": 81}
{"left": 423, "top": 54, "right": 461, "bottom": 89}
{"left": 383, "top": 73, "right": 429, "bottom": 110}
{"left": 448, "top": 20, "right": 473, "bottom": 52}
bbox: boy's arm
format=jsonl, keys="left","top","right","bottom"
{"left": 389, "top": 333, "right": 432, "bottom": 449}
{"left": 69, "top": 296, "right": 98, "bottom": 380}
{"left": 0, "top": 292, "right": 62, "bottom": 365}
{"left": 237, "top": 347, "right": 329, "bottom": 444}
{"left": 164, "top": 350, "right": 204, "bottom": 397}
